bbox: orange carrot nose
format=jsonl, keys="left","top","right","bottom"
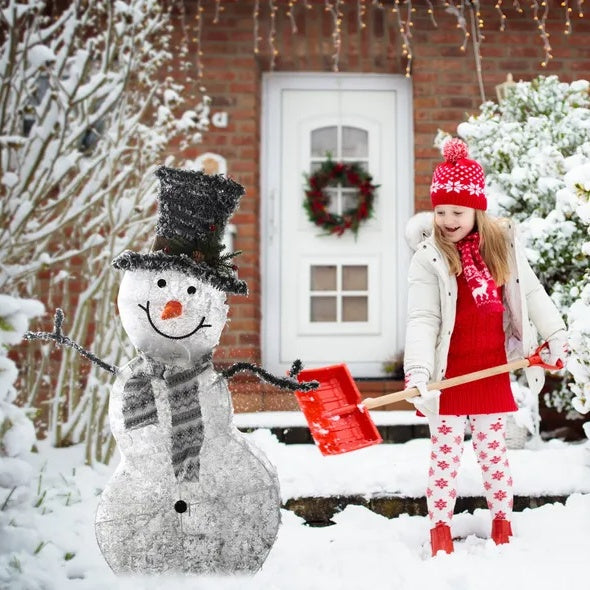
{"left": 161, "top": 300, "right": 183, "bottom": 320}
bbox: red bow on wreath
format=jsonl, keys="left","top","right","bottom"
{"left": 303, "top": 159, "right": 378, "bottom": 237}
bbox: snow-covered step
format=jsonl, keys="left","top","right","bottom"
{"left": 239, "top": 429, "right": 590, "bottom": 525}
{"left": 234, "top": 411, "right": 430, "bottom": 444}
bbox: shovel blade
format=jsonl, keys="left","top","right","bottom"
{"left": 296, "top": 364, "right": 382, "bottom": 455}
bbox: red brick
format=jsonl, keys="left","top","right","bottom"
{"left": 232, "top": 392, "right": 264, "bottom": 413}
{"left": 262, "top": 392, "right": 300, "bottom": 412}
{"left": 228, "top": 318, "right": 259, "bottom": 332}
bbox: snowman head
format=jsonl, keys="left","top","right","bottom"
{"left": 113, "top": 167, "right": 248, "bottom": 364}
{"left": 117, "top": 268, "right": 229, "bottom": 364}
{"left": 113, "top": 166, "right": 248, "bottom": 294}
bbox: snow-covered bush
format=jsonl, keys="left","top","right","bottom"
{"left": 559, "top": 161, "right": 590, "bottom": 434}
{"left": 0, "top": 295, "right": 44, "bottom": 512}
{"left": 0, "top": 0, "right": 208, "bottom": 464}
{"left": 439, "top": 75, "right": 590, "bottom": 424}
{"left": 0, "top": 295, "right": 51, "bottom": 590}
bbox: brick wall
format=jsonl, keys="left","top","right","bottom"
{"left": 169, "top": 1, "right": 589, "bottom": 411}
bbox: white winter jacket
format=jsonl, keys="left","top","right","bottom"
{"left": 404, "top": 213, "right": 566, "bottom": 395}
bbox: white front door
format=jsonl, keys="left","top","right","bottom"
{"left": 261, "top": 73, "right": 413, "bottom": 377}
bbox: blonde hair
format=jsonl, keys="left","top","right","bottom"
{"left": 433, "top": 210, "right": 511, "bottom": 286}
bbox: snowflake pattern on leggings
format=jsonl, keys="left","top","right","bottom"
{"left": 426, "top": 414, "right": 514, "bottom": 525}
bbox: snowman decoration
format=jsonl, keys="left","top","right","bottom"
{"left": 26, "top": 167, "right": 317, "bottom": 575}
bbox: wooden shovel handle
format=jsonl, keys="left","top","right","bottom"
{"left": 363, "top": 342, "right": 562, "bottom": 411}
{"left": 363, "top": 358, "right": 530, "bottom": 411}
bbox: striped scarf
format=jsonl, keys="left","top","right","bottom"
{"left": 121, "top": 353, "right": 212, "bottom": 482}
{"left": 456, "top": 232, "right": 504, "bottom": 313}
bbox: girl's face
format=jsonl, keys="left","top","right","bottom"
{"left": 434, "top": 205, "right": 476, "bottom": 243}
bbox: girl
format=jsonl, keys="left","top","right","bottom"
{"left": 404, "top": 138, "right": 568, "bottom": 557}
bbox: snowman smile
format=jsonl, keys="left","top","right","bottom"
{"left": 138, "top": 301, "right": 212, "bottom": 340}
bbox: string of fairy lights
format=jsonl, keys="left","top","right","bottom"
{"left": 185, "top": 0, "right": 585, "bottom": 82}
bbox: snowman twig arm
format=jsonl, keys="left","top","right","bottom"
{"left": 24, "top": 308, "right": 118, "bottom": 375}
{"left": 221, "top": 360, "right": 318, "bottom": 392}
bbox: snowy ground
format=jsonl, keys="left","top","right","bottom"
{"left": 2, "top": 413, "right": 590, "bottom": 590}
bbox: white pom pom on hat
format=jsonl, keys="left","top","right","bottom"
{"left": 430, "top": 137, "right": 487, "bottom": 210}
{"left": 442, "top": 137, "right": 469, "bottom": 164}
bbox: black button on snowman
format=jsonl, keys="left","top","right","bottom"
{"left": 27, "top": 167, "right": 317, "bottom": 576}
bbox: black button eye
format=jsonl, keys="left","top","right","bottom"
{"left": 157, "top": 279, "right": 166, "bottom": 288}
{"left": 187, "top": 286, "right": 196, "bottom": 295}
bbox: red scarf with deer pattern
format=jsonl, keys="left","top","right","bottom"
{"left": 456, "top": 232, "right": 504, "bottom": 313}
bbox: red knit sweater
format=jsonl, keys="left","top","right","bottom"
{"left": 439, "top": 271, "right": 517, "bottom": 415}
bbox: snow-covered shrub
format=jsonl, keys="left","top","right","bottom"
{"left": 0, "top": 295, "right": 50, "bottom": 590}
{"left": 0, "top": 0, "right": 208, "bottom": 463}
{"left": 0, "top": 295, "right": 44, "bottom": 511}
{"left": 559, "top": 161, "right": 590, "bottom": 434}
{"left": 568, "top": 281, "right": 590, "bottom": 409}
{"left": 439, "top": 75, "right": 590, "bottom": 421}
{"left": 509, "top": 381, "right": 537, "bottom": 437}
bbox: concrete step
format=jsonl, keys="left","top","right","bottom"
{"left": 282, "top": 494, "right": 570, "bottom": 526}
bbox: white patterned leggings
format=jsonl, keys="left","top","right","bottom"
{"left": 426, "top": 413, "right": 514, "bottom": 526}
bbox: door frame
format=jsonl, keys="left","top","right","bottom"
{"left": 260, "top": 72, "right": 414, "bottom": 376}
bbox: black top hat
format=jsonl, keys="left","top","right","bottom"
{"left": 112, "top": 166, "right": 248, "bottom": 295}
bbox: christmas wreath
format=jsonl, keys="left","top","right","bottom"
{"left": 303, "top": 159, "right": 378, "bottom": 237}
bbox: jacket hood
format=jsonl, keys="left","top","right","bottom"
{"left": 405, "top": 212, "right": 434, "bottom": 251}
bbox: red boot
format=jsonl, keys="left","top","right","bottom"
{"left": 430, "top": 523, "right": 454, "bottom": 556}
{"left": 491, "top": 518, "right": 513, "bottom": 545}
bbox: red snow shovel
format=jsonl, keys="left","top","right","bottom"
{"left": 295, "top": 343, "right": 562, "bottom": 456}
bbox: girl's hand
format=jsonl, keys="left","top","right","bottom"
{"left": 405, "top": 368, "right": 441, "bottom": 417}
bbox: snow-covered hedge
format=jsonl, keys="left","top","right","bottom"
{"left": 439, "top": 75, "right": 590, "bottom": 429}
{"left": 0, "top": 295, "right": 99, "bottom": 589}
{"left": 559, "top": 161, "right": 590, "bottom": 428}
{"left": 0, "top": 294, "right": 44, "bottom": 510}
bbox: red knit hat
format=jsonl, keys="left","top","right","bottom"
{"left": 430, "top": 138, "right": 487, "bottom": 210}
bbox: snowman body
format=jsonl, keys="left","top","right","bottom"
{"left": 95, "top": 268, "right": 280, "bottom": 574}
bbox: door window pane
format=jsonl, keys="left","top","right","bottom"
{"left": 342, "top": 127, "right": 368, "bottom": 158}
{"left": 310, "top": 161, "right": 324, "bottom": 174}
{"left": 310, "top": 296, "right": 337, "bottom": 322}
{"left": 307, "top": 263, "right": 370, "bottom": 324}
{"left": 324, "top": 187, "right": 339, "bottom": 215}
{"left": 342, "top": 296, "right": 368, "bottom": 322}
{"left": 342, "top": 265, "right": 368, "bottom": 291}
{"left": 311, "top": 126, "right": 337, "bottom": 157}
{"left": 311, "top": 266, "right": 337, "bottom": 291}
{"left": 341, "top": 188, "right": 360, "bottom": 213}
